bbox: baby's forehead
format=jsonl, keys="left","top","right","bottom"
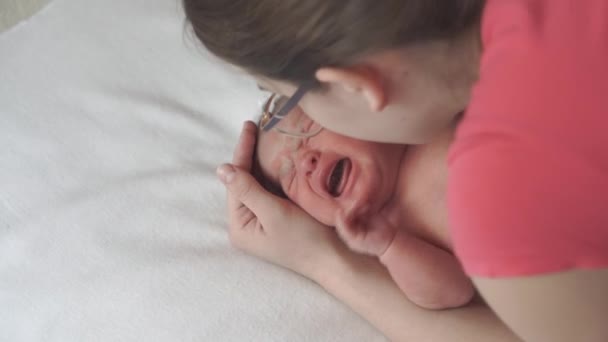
{"left": 255, "top": 127, "right": 285, "bottom": 186}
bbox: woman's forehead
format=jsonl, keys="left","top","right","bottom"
{"left": 278, "top": 105, "right": 306, "bottom": 130}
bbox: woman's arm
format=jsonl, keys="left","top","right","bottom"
{"left": 312, "top": 242, "right": 520, "bottom": 342}
{"left": 474, "top": 271, "right": 608, "bottom": 342}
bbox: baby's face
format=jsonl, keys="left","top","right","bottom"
{"left": 256, "top": 107, "right": 406, "bottom": 226}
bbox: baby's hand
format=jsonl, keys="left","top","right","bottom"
{"left": 335, "top": 211, "right": 398, "bottom": 258}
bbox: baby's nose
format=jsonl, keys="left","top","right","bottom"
{"left": 297, "top": 150, "right": 320, "bottom": 175}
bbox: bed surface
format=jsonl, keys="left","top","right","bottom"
{"left": 0, "top": 0, "right": 385, "bottom": 340}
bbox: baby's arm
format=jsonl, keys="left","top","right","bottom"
{"left": 380, "top": 228, "right": 475, "bottom": 310}
{"left": 336, "top": 211, "right": 474, "bottom": 310}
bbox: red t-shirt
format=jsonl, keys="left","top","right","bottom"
{"left": 448, "top": 0, "right": 608, "bottom": 277}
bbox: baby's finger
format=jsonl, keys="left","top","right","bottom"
{"left": 232, "top": 121, "right": 258, "bottom": 171}
{"left": 217, "top": 163, "right": 281, "bottom": 220}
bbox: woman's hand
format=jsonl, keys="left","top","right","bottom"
{"left": 217, "top": 121, "right": 340, "bottom": 279}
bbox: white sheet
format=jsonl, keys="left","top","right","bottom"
{"left": 0, "top": 0, "right": 385, "bottom": 340}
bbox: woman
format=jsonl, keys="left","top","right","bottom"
{"left": 188, "top": 1, "right": 608, "bottom": 340}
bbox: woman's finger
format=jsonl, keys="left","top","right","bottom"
{"left": 218, "top": 164, "right": 282, "bottom": 221}
{"left": 232, "top": 121, "right": 257, "bottom": 171}
{"left": 226, "top": 121, "right": 258, "bottom": 213}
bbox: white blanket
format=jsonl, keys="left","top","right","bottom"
{"left": 0, "top": 0, "right": 385, "bottom": 340}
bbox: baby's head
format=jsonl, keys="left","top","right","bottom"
{"left": 252, "top": 103, "right": 406, "bottom": 227}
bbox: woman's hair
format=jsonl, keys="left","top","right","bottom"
{"left": 183, "top": 0, "right": 484, "bottom": 86}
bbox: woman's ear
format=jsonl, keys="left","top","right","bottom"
{"left": 315, "top": 65, "right": 387, "bottom": 112}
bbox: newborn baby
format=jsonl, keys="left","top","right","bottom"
{"left": 254, "top": 104, "right": 474, "bottom": 310}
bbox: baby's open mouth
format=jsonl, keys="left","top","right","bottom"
{"left": 327, "top": 158, "right": 351, "bottom": 197}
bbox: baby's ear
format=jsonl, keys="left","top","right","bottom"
{"left": 315, "top": 66, "right": 387, "bottom": 112}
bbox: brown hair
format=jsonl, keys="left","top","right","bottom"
{"left": 183, "top": 0, "right": 484, "bottom": 86}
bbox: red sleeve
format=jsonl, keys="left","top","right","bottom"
{"left": 448, "top": 135, "right": 608, "bottom": 277}
{"left": 448, "top": 0, "right": 608, "bottom": 277}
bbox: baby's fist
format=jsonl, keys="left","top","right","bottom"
{"left": 335, "top": 211, "right": 398, "bottom": 257}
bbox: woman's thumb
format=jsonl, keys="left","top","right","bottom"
{"left": 217, "top": 163, "right": 275, "bottom": 214}
{"left": 217, "top": 164, "right": 237, "bottom": 184}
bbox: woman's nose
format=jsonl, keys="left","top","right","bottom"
{"left": 297, "top": 150, "right": 320, "bottom": 175}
